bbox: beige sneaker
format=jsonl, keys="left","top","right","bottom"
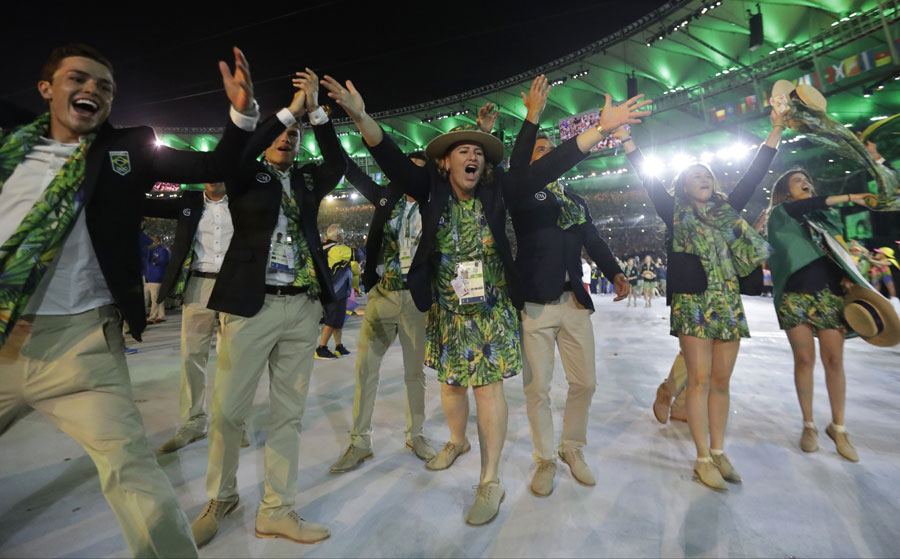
{"left": 694, "top": 458, "right": 728, "bottom": 491}
{"left": 191, "top": 497, "right": 239, "bottom": 548}
{"left": 406, "top": 435, "right": 437, "bottom": 461}
{"left": 330, "top": 445, "right": 374, "bottom": 473}
{"left": 158, "top": 422, "right": 207, "bottom": 454}
{"left": 800, "top": 425, "right": 819, "bottom": 452}
{"left": 826, "top": 424, "right": 859, "bottom": 462}
{"left": 255, "top": 510, "right": 330, "bottom": 544}
{"left": 466, "top": 481, "right": 505, "bottom": 526}
{"left": 653, "top": 381, "right": 673, "bottom": 424}
{"left": 426, "top": 439, "right": 471, "bottom": 471}
{"left": 530, "top": 460, "right": 557, "bottom": 497}
{"left": 558, "top": 447, "right": 595, "bottom": 486}
{"left": 711, "top": 453, "right": 742, "bottom": 483}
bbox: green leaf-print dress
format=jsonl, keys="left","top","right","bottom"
{"left": 424, "top": 197, "right": 521, "bottom": 387}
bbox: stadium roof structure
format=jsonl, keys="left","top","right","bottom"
{"left": 158, "top": 0, "right": 900, "bottom": 194}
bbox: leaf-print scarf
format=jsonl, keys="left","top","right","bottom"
{"left": 0, "top": 113, "right": 95, "bottom": 349}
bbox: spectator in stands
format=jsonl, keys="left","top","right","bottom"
{"left": 145, "top": 235, "right": 170, "bottom": 324}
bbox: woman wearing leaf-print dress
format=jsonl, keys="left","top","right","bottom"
{"left": 322, "top": 74, "right": 651, "bottom": 523}
{"left": 615, "top": 111, "right": 784, "bottom": 491}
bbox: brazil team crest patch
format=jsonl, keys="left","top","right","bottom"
{"left": 109, "top": 151, "right": 131, "bottom": 176}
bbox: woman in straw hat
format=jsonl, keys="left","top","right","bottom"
{"left": 766, "top": 170, "right": 878, "bottom": 462}
{"left": 322, "top": 73, "right": 650, "bottom": 524}
{"left": 613, "top": 110, "right": 785, "bottom": 491}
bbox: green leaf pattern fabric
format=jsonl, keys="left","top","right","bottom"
{"left": 776, "top": 288, "right": 845, "bottom": 332}
{"left": 672, "top": 197, "right": 772, "bottom": 290}
{"left": 380, "top": 199, "right": 419, "bottom": 291}
{"left": 670, "top": 279, "right": 749, "bottom": 339}
{"left": 424, "top": 196, "right": 521, "bottom": 387}
{"left": 0, "top": 113, "right": 94, "bottom": 349}
{"left": 546, "top": 181, "right": 586, "bottom": 230}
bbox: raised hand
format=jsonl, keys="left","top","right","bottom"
{"left": 849, "top": 193, "right": 878, "bottom": 207}
{"left": 521, "top": 74, "right": 550, "bottom": 123}
{"left": 288, "top": 88, "right": 307, "bottom": 119}
{"left": 293, "top": 67, "right": 320, "bottom": 112}
{"left": 611, "top": 124, "right": 631, "bottom": 141}
{"left": 770, "top": 106, "right": 787, "bottom": 128}
{"left": 598, "top": 93, "right": 652, "bottom": 132}
{"left": 476, "top": 103, "right": 499, "bottom": 133}
{"left": 219, "top": 46, "right": 254, "bottom": 114}
{"left": 321, "top": 75, "right": 365, "bottom": 121}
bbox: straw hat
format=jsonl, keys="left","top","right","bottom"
{"left": 843, "top": 284, "right": 900, "bottom": 346}
{"left": 426, "top": 125, "right": 505, "bottom": 165}
{"left": 795, "top": 84, "right": 827, "bottom": 112}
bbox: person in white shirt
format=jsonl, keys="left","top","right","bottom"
{"left": 0, "top": 43, "right": 258, "bottom": 558}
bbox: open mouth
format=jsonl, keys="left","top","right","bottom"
{"left": 464, "top": 164, "right": 479, "bottom": 181}
{"left": 277, "top": 146, "right": 292, "bottom": 152}
{"left": 72, "top": 98, "right": 99, "bottom": 117}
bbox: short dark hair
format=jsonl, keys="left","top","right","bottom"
{"left": 407, "top": 150, "right": 426, "bottom": 162}
{"left": 41, "top": 43, "right": 114, "bottom": 83}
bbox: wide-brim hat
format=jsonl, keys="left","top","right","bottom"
{"left": 425, "top": 125, "right": 505, "bottom": 165}
{"left": 771, "top": 80, "right": 796, "bottom": 99}
{"left": 843, "top": 284, "right": 900, "bottom": 347}
{"left": 795, "top": 84, "right": 827, "bottom": 112}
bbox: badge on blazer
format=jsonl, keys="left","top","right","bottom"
{"left": 379, "top": 197, "right": 388, "bottom": 207}
{"left": 256, "top": 172, "right": 271, "bottom": 183}
{"left": 535, "top": 192, "right": 547, "bottom": 201}
{"left": 109, "top": 151, "right": 131, "bottom": 176}
{"left": 183, "top": 208, "right": 192, "bottom": 217}
{"left": 303, "top": 172, "right": 314, "bottom": 191}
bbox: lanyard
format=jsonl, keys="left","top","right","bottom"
{"left": 450, "top": 196, "right": 486, "bottom": 270}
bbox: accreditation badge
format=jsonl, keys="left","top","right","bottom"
{"left": 452, "top": 260, "right": 485, "bottom": 304}
{"left": 267, "top": 226, "right": 295, "bottom": 273}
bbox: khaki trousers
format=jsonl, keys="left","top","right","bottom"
{"left": 179, "top": 276, "right": 218, "bottom": 425}
{"left": 206, "top": 293, "right": 321, "bottom": 519}
{"left": 350, "top": 285, "right": 426, "bottom": 450}
{"left": 521, "top": 292, "right": 597, "bottom": 461}
{"left": 145, "top": 282, "right": 165, "bottom": 322}
{"left": 0, "top": 307, "right": 197, "bottom": 558}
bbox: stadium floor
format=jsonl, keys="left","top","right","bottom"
{"left": 2, "top": 294, "right": 899, "bottom": 558}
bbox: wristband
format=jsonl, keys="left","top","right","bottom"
{"left": 773, "top": 123, "right": 786, "bottom": 130}
{"left": 596, "top": 124, "right": 611, "bottom": 138}
{"left": 619, "top": 137, "right": 633, "bottom": 143}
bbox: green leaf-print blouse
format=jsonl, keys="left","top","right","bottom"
{"left": 431, "top": 196, "right": 507, "bottom": 315}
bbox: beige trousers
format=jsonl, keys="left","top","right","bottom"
{"left": 521, "top": 292, "right": 597, "bottom": 461}
{"left": 206, "top": 293, "right": 321, "bottom": 519}
{"left": 350, "top": 285, "right": 427, "bottom": 450}
{"left": 179, "top": 276, "right": 218, "bottom": 425}
{"left": 145, "top": 282, "right": 165, "bottom": 322}
{"left": 0, "top": 307, "right": 197, "bottom": 558}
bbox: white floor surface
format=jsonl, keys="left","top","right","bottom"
{"left": 1, "top": 294, "right": 899, "bottom": 558}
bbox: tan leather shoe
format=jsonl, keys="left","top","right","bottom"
{"left": 826, "top": 424, "right": 859, "bottom": 462}
{"left": 191, "top": 497, "right": 239, "bottom": 548}
{"left": 711, "top": 453, "right": 742, "bottom": 483}
{"left": 255, "top": 510, "right": 330, "bottom": 544}
{"left": 694, "top": 458, "right": 728, "bottom": 491}
{"left": 426, "top": 439, "right": 470, "bottom": 471}
{"left": 330, "top": 445, "right": 374, "bottom": 473}
{"left": 800, "top": 425, "right": 818, "bottom": 452}
{"left": 406, "top": 435, "right": 437, "bottom": 461}
{"left": 466, "top": 481, "right": 505, "bottom": 526}
{"left": 157, "top": 422, "right": 207, "bottom": 454}
{"left": 653, "top": 381, "right": 673, "bottom": 424}
{"left": 530, "top": 460, "right": 557, "bottom": 497}
{"left": 559, "top": 447, "right": 595, "bottom": 486}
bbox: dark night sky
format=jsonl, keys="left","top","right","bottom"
{"left": 3, "top": 1, "right": 668, "bottom": 127}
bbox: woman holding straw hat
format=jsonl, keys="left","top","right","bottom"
{"left": 322, "top": 74, "right": 650, "bottom": 523}
{"left": 614, "top": 111, "right": 784, "bottom": 491}
{"left": 765, "top": 169, "right": 878, "bottom": 462}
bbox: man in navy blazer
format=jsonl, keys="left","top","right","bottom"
{"left": 0, "top": 43, "right": 257, "bottom": 558}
